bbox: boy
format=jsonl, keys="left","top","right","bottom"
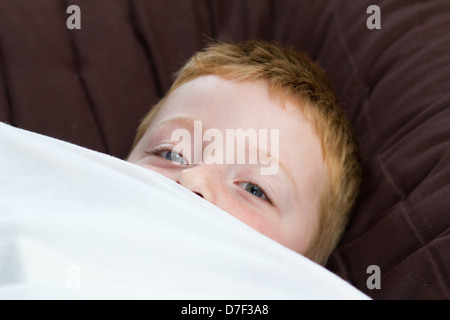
{"left": 127, "top": 41, "right": 361, "bottom": 266}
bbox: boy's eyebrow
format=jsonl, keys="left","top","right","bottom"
{"left": 147, "top": 116, "right": 197, "bottom": 135}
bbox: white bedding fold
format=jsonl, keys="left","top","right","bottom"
{"left": 0, "top": 123, "right": 369, "bottom": 299}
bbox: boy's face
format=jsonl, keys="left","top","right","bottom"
{"left": 128, "top": 75, "right": 326, "bottom": 255}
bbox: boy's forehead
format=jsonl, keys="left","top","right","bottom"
{"left": 148, "top": 75, "right": 324, "bottom": 163}
{"left": 147, "top": 76, "right": 322, "bottom": 164}
{"left": 152, "top": 75, "right": 303, "bottom": 130}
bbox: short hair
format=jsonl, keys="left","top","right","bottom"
{"left": 132, "top": 40, "right": 361, "bottom": 265}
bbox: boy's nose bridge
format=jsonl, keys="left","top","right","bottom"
{"left": 177, "top": 164, "right": 224, "bottom": 202}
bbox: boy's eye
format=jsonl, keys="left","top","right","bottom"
{"left": 148, "top": 147, "right": 188, "bottom": 165}
{"left": 162, "top": 151, "right": 187, "bottom": 165}
{"left": 239, "top": 182, "right": 273, "bottom": 205}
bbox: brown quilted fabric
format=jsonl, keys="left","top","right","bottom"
{"left": 0, "top": 0, "right": 449, "bottom": 299}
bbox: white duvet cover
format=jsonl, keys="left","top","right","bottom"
{"left": 0, "top": 123, "right": 368, "bottom": 299}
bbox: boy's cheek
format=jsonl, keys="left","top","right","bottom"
{"left": 224, "top": 204, "right": 278, "bottom": 238}
{"left": 231, "top": 206, "right": 314, "bottom": 255}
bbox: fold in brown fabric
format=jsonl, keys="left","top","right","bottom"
{"left": 0, "top": 0, "right": 448, "bottom": 299}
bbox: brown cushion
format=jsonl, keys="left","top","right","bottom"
{"left": 0, "top": 0, "right": 448, "bottom": 299}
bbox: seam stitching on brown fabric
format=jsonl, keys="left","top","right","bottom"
{"left": 128, "top": 0, "right": 164, "bottom": 98}
{"left": 331, "top": 3, "right": 408, "bottom": 201}
{"left": 60, "top": 0, "right": 110, "bottom": 154}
